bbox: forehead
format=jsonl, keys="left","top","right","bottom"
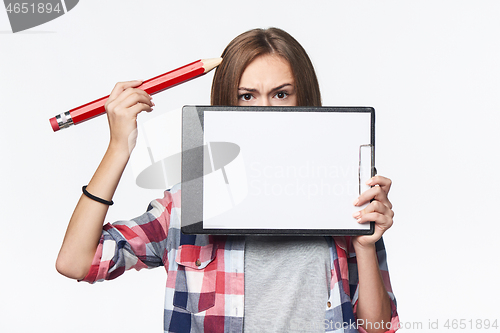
{"left": 239, "top": 54, "right": 294, "bottom": 87}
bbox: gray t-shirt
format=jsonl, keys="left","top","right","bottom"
{"left": 243, "top": 236, "right": 332, "bottom": 333}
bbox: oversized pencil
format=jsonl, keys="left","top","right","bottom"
{"left": 49, "top": 58, "right": 222, "bottom": 131}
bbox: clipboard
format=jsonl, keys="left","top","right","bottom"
{"left": 181, "top": 106, "right": 375, "bottom": 236}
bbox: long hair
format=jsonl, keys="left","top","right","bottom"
{"left": 211, "top": 28, "right": 321, "bottom": 106}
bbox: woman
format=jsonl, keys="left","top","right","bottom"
{"left": 56, "top": 28, "right": 398, "bottom": 333}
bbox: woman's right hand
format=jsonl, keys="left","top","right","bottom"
{"left": 56, "top": 81, "right": 154, "bottom": 280}
{"left": 104, "top": 80, "right": 154, "bottom": 153}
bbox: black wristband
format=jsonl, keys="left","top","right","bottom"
{"left": 82, "top": 186, "right": 114, "bottom": 206}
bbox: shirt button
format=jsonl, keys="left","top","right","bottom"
{"left": 327, "top": 301, "right": 332, "bottom": 308}
{"left": 195, "top": 259, "right": 201, "bottom": 267}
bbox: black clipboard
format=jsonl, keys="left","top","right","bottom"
{"left": 181, "top": 106, "right": 375, "bottom": 236}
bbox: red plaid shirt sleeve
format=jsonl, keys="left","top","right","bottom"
{"left": 81, "top": 188, "right": 176, "bottom": 283}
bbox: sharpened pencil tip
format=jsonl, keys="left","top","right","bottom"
{"left": 201, "top": 58, "right": 223, "bottom": 73}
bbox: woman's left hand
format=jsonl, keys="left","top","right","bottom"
{"left": 351, "top": 175, "right": 394, "bottom": 249}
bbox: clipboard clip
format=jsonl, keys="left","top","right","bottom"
{"left": 358, "top": 144, "right": 374, "bottom": 195}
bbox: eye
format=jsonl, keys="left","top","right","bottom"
{"left": 275, "top": 91, "right": 288, "bottom": 99}
{"left": 239, "top": 93, "right": 253, "bottom": 101}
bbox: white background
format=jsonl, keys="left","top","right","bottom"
{"left": 1, "top": 1, "right": 499, "bottom": 332}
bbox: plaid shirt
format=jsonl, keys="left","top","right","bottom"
{"left": 82, "top": 184, "right": 399, "bottom": 333}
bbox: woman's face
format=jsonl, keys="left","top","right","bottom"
{"left": 237, "top": 54, "right": 297, "bottom": 107}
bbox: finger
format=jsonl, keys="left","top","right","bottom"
{"left": 353, "top": 200, "right": 394, "bottom": 220}
{"left": 366, "top": 175, "right": 392, "bottom": 194}
{"left": 121, "top": 91, "right": 154, "bottom": 112}
{"left": 355, "top": 185, "right": 393, "bottom": 209}
{"left": 353, "top": 202, "right": 393, "bottom": 228}
{"left": 352, "top": 201, "right": 394, "bottom": 243}
{"left": 355, "top": 211, "right": 393, "bottom": 231}
{"left": 106, "top": 89, "right": 153, "bottom": 115}
{"left": 110, "top": 87, "right": 151, "bottom": 108}
{"left": 126, "top": 102, "right": 154, "bottom": 116}
{"left": 109, "top": 102, "right": 153, "bottom": 121}
{"left": 108, "top": 80, "right": 143, "bottom": 101}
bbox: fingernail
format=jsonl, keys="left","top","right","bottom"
{"left": 352, "top": 211, "right": 361, "bottom": 219}
{"left": 366, "top": 178, "right": 373, "bottom": 185}
{"left": 353, "top": 198, "right": 359, "bottom": 206}
{"left": 152, "top": 102, "right": 155, "bottom": 106}
{"left": 357, "top": 218, "right": 363, "bottom": 223}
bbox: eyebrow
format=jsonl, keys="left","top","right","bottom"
{"left": 238, "top": 83, "right": 294, "bottom": 93}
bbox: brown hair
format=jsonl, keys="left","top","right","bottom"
{"left": 211, "top": 28, "right": 321, "bottom": 106}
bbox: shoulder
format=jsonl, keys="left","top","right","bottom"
{"left": 147, "top": 183, "right": 181, "bottom": 214}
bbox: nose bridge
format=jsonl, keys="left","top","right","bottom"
{"left": 258, "top": 97, "right": 271, "bottom": 107}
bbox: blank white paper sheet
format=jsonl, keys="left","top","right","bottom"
{"left": 202, "top": 111, "right": 371, "bottom": 230}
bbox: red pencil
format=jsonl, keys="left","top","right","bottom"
{"left": 49, "top": 58, "right": 222, "bottom": 132}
